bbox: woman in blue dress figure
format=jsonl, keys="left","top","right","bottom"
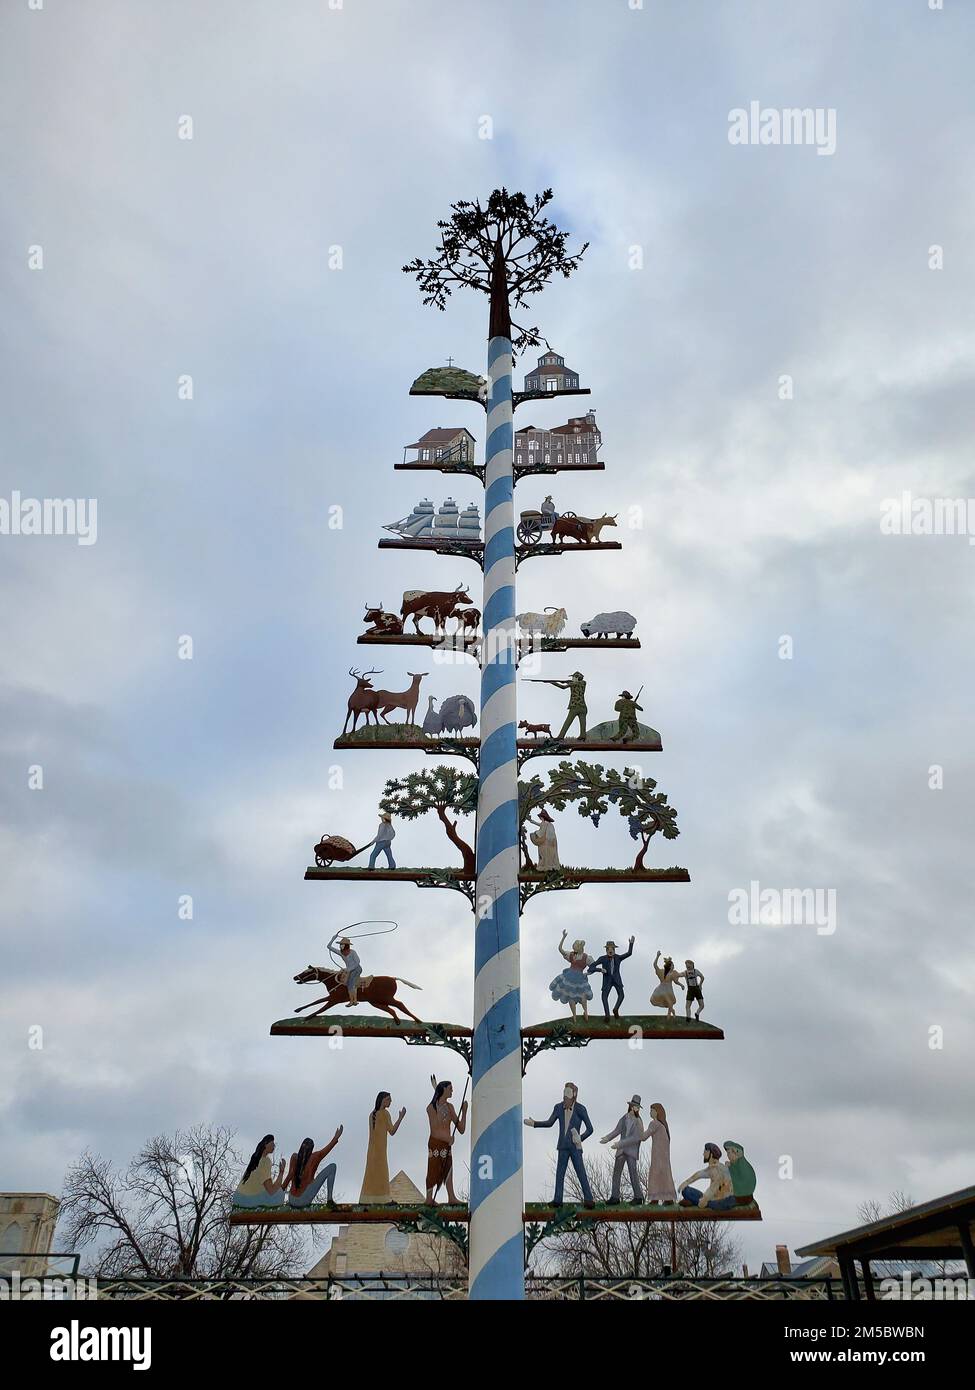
{"left": 549, "top": 931, "right": 594, "bottom": 1019}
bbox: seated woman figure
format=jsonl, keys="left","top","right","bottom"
{"left": 285, "top": 1127, "right": 344, "bottom": 1208}
{"left": 232, "top": 1135, "right": 288, "bottom": 1209}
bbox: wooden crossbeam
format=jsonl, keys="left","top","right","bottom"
{"left": 331, "top": 737, "right": 662, "bottom": 754}
{"left": 269, "top": 1017, "right": 472, "bottom": 1039}
{"left": 522, "top": 1016, "right": 723, "bottom": 1042}
{"left": 303, "top": 867, "right": 690, "bottom": 885}
{"left": 356, "top": 634, "right": 641, "bottom": 650}
{"left": 524, "top": 1202, "right": 762, "bottom": 1223}
{"left": 229, "top": 1201, "right": 761, "bottom": 1228}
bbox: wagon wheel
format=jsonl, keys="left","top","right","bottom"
{"left": 315, "top": 852, "right": 333, "bottom": 868}
{"left": 561, "top": 510, "right": 577, "bottom": 518}
{"left": 518, "top": 517, "right": 543, "bottom": 544}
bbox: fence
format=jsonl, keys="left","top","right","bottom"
{"left": 6, "top": 1272, "right": 843, "bottom": 1301}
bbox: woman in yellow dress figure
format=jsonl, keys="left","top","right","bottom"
{"left": 360, "top": 1091, "right": 406, "bottom": 1204}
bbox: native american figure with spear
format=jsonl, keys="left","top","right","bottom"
{"left": 425, "top": 1074, "right": 469, "bottom": 1206}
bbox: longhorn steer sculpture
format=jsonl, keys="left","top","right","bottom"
{"left": 401, "top": 583, "right": 473, "bottom": 635}
{"left": 363, "top": 604, "right": 404, "bottom": 636}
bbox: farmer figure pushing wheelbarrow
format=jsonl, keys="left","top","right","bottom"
{"left": 365, "top": 812, "right": 396, "bottom": 870}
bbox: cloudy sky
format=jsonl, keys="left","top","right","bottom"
{"left": 2, "top": 0, "right": 974, "bottom": 1276}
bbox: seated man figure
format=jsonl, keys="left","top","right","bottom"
{"left": 678, "top": 1142, "right": 736, "bottom": 1212}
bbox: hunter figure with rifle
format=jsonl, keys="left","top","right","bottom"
{"left": 612, "top": 685, "right": 644, "bottom": 742}
{"left": 528, "top": 672, "right": 587, "bottom": 740}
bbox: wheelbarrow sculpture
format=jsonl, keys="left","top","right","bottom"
{"left": 313, "top": 834, "right": 364, "bottom": 868}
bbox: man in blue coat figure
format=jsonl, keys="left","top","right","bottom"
{"left": 587, "top": 936, "right": 635, "bottom": 1018}
{"left": 525, "top": 1082, "right": 596, "bottom": 1207}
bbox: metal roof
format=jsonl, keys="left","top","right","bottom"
{"left": 796, "top": 1185, "right": 975, "bottom": 1260}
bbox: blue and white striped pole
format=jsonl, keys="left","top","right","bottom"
{"left": 469, "top": 334, "right": 525, "bottom": 1300}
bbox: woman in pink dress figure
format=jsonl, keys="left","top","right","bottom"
{"left": 642, "top": 1101, "right": 677, "bottom": 1204}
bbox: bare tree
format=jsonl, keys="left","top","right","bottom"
{"left": 58, "top": 1125, "right": 306, "bottom": 1281}
{"left": 856, "top": 1189, "right": 915, "bottom": 1226}
{"left": 531, "top": 1153, "right": 741, "bottom": 1281}
{"left": 403, "top": 187, "right": 588, "bottom": 354}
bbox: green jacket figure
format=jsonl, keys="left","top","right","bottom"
{"left": 611, "top": 689, "right": 643, "bottom": 742}
{"left": 553, "top": 672, "right": 588, "bottom": 740}
{"left": 724, "top": 1140, "right": 757, "bottom": 1204}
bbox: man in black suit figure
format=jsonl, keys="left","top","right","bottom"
{"left": 588, "top": 936, "right": 635, "bottom": 1018}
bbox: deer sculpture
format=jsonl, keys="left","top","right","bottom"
{"left": 371, "top": 672, "right": 428, "bottom": 725}
{"left": 343, "top": 668, "right": 382, "bottom": 733}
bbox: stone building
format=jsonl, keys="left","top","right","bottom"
{"left": 307, "top": 1170, "right": 462, "bottom": 1282}
{"left": 0, "top": 1193, "right": 60, "bottom": 1277}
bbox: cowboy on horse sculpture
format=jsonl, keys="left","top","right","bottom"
{"left": 291, "top": 921, "right": 423, "bottom": 1023}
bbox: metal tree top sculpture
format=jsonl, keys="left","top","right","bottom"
{"left": 402, "top": 188, "right": 589, "bottom": 352}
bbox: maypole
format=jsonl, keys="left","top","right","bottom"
{"left": 469, "top": 260, "right": 523, "bottom": 1299}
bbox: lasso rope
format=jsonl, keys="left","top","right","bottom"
{"left": 326, "top": 921, "right": 398, "bottom": 962}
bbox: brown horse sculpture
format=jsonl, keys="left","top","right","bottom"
{"left": 292, "top": 965, "right": 423, "bottom": 1022}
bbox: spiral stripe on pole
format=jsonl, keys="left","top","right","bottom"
{"left": 469, "top": 335, "right": 525, "bottom": 1300}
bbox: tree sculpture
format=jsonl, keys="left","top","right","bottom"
{"left": 518, "top": 760, "right": 680, "bottom": 871}
{"left": 403, "top": 187, "right": 589, "bottom": 354}
{"left": 379, "top": 765, "right": 478, "bottom": 874}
